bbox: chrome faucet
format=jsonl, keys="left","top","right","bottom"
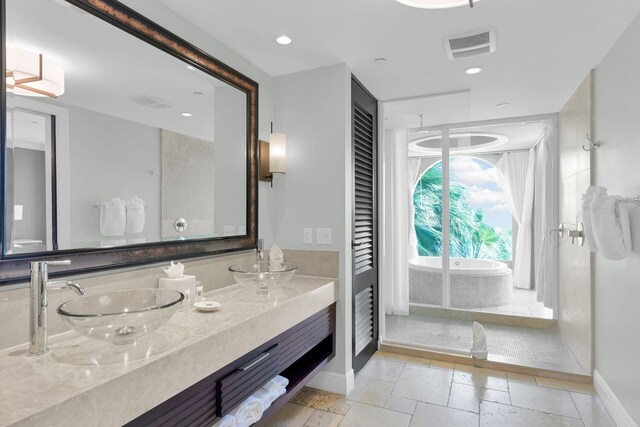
{"left": 257, "top": 238, "right": 265, "bottom": 262}
{"left": 29, "top": 260, "right": 85, "bottom": 356}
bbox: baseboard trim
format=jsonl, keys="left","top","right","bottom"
{"left": 307, "top": 368, "right": 355, "bottom": 395}
{"left": 594, "top": 370, "right": 638, "bottom": 427}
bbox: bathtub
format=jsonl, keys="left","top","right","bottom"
{"left": 409, "top": 256, "right": 513, "bottom": 309}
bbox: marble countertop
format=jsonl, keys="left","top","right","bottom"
{"left": 0, "top": 276, "right": 337, "bottom": 427}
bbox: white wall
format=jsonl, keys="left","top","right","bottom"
{"left": 593, "top": 13, "right": 640, "bottom": 425}
{"left": 270, "top": 64, "right": 353, "bottom": 390}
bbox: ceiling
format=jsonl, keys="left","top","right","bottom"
{"left": 156, "top": 0, "right": 640, "bottom": 123}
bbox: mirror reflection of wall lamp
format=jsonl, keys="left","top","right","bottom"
{"left": 259, "top": 122, "right": 287, "bottom": 187}
{"left": 5, "top": 47, "right": 65, "bottom": 98}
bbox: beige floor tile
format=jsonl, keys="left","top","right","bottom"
{"left": 411, "top": 401, "right": 479, "bottom": 427}
{"left": 570, "top": 392, "right": 616, "bottom": 427}
{"left": 339, "top": 402, "right": 411, "bottom": 427}
{"left": 383, "top": 352, "right": 431, "bottom": 366}
{"left": 453, "top": 365, "right": 509, "bottom": 392}
{"left": 290, "top": 388, "right": 352, "bottom": 415}
{"left": 383, "top": 394, "right": 417, "bottom": 415}
{"left": 509, "top": 382, "right": 581, "bottom": 419}
{"left": 448, "top": 382, "right": 511, "bottom": 413}
{"left": 392, "top": 363, "right": 453, "bottom": 406}
{"left": 507, "top": 372, "right": 537, "bottom": 385}
{"left": 304, "top": 410, "right": 343, "bottom": 427}
{"left": 359, "top": 358, "right": 406, "bottom": 382}
{"left": 429, "top": 360, "right": 456, "bottom": 371}
{"left": 535, "top": 377, "right": 595, "bottom": 394}
{"left": 480, "top": 401, "right": 583, "bottom": 427}
{"left": 348, "top": 375, "right": 395, "bottom": 407}
{"left": 264, "top": 403, "right": 315, "bottom": 427}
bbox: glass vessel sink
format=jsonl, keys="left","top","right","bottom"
{"left": 229, "top": 263, "right": 297, "bottom": 288}
{"left": 57, "top": 289, "right": 184, "bottom": 345}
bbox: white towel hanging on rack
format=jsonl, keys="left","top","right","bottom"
{"left": 99, "top": 197, "right": 126, "bottom": 237}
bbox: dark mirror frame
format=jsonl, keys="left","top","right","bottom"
{"left": 0, "top": 0, "right": 258, "bottom": 285}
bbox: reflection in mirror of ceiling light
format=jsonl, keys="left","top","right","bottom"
{"left": 193, "top": 91, "right": 204, "bottom": 96}
{"left": 276, "top": 35, "right": 292, "bottom": 45}
{"left": 395, "top": 0, "right": 481, "bottom": 9}
{"left": 374, "top": 58, "right": 388, "bottom": 63}
{"left": 409, "top": 132, "right": 508, "bottom": 156}
{"left": 181, "top": 112, "right": 192, "bottom": 117}
{"left": 496, "top": 103, "right": 512, "bottom": 109}
{"left": 6, "top": 47, "right": 65, "bottom": 98}
{"left": 465, "top": 66, "right": 483, "bottom": 75}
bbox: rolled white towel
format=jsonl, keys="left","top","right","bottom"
{"left": 581, "top": 186, "right": 606, "bottom": 251}
{"left": 125, "top": 197, "right": 146, "bottom": 234}
{"left": 253, "top": 388, "right": 280, "bottom": 411}
{"left": 214, "top": 414, "right": 236, "bottom": 427}
{"left": 229, "top": 396, "right": 263, "bottom": 427}
{"left": 591, "top": 195, "right": 632, "bottom": 260}
{"left": 99, "top": 197, "right": 126, "bottom": 236}
{"left": 262, "top": 375, "right": 289, "bottom": 393}
{"left": 270, "top": 244, "right": 285, "bottom": 271}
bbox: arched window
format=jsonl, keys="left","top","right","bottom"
{"left": 413, "top": 156, "right": 512, "bottom": 260}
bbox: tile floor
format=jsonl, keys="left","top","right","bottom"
{"left": 265, "top": 352, "right": 613, "bottom": 427}
{"left": 385, "top": 315, "right": 587, "bottom": 375}
{"left": 474, "top": 288, "right": 554, "bottom": 319}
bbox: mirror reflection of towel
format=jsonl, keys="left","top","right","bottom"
{"left": 99, "top": 197, "right": 126, "bottom": 236}
{"left": 126, "top": 197, "right": 146, "bottom": 234}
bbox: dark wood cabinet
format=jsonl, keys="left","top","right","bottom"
{"left": 125, "top": 303, "right": 336, "bottom": 427}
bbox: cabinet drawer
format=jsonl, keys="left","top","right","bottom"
{"left": 218, "top": 344, "right": 280, "bottom": 416}
{"left": 279, "top": 308, "right": 335, "bottom": 370}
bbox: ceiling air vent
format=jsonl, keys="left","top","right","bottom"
{"left": 129, "top": 95, "right": 173, "bottom": 109}
{"left": 444, "top": 29, "right": 496, "bottom": 60}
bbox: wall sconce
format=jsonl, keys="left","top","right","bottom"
{"left": 5, "top": 47, "right": 65, "bottom": 98}
{"left": 259, "top": 123, "right": 286, "bottom": 187}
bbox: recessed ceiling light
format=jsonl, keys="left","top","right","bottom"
{"left": 496, "top": 103, "right": 512, "bottom": 109}
{"left": 276, "top": 35, "right": 292, "bottom": 45}
{"left": 465, "top": 66, "right": 483, "bottom": 75}
{"left": 193, "top": 91, "right": 204, "bottom": 96}
{"left": 374, "top": 58, "right": 388, "bottom": 63}
{"left": 181, "top": 112, "right": 192, "bottom": 117}
{"left": 395, "top": 0, "right": 481, "bottom": 9}
{"left": 186, "top": 65, "right": 195, "bottom": 70}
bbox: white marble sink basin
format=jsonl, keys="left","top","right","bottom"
{"left": 57, "top": 289, "right": 184, "bottom": 344}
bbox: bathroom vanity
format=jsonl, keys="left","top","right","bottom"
{"left": 0, "top": 277, "right": 337, "bottom": 426}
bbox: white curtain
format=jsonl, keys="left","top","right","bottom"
{"left": 497, "top": 148, "right": 536, "bottom": 289}
{"left": 535, "top": 135, "right": 554, "bottom": 308}
{"left": 382, "top": 129, "right": 410, "bottom": 315}
{"left": 407, "top": 158, "right": 422, "bottom": 260}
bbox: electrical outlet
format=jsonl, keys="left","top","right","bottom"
{"left": 223, "top": 225, "right": 235, "bottom": 236}
{"left": 316, "top": 228, "right": 332, "bottom": 245}
{"left": 303, "top": 228, "right": 313, "bottom": 244}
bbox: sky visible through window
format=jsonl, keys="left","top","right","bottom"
{"left": 413, "top": 156, "right": 512, "bottom": 261}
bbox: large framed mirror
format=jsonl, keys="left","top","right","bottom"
{"left": 0, "top": 0, "right": 258, "bottom": 284}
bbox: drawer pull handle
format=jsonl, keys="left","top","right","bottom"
{"left": 239, "top": 352, "right": 270, "bottom": 371}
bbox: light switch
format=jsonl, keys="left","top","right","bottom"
{"left": 238, "top": 226, "right": 246, "bottom": 235}
{"left": 303, "top": 228, "right": 313, "bottom": 244}
{"left": 317, "top": 228, "right": 332, "bottom": 245}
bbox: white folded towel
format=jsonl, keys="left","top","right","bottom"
{"left": 99, "top": 197, "right": 126, "bottom": 236}
{"left": 253, "top": 388, "right": 280, "bottom": 411}
{"left": 229, "top": 396, "right": 263, "bottom": 427}
{"left": 262, "top": 375, "right": 289, "bottom": 393}
{"left": 270, "top": 244, "right": 285, "bottom": 271}
{"left": 125, "top": 197, "right": 146, "bottom": 234}
{"left": 214, "top": 414, "right": 236, "bottom": 427}
{"left": 581, "top": 186, "right": 607, "bottom": 251}
{"left": 591, "top": 195, "right": 633, "bottom": 260}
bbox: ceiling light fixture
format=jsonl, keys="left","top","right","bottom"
{"left": 5, "top": 47, "right": 65, "bottom": 98}
{"left": 395, "top": 0, "right": 480, "bottom": 9}
{"left": 276, "top": 35, "right": 292, "bottom": 45}
{"left": 374, "top": 58, "right": 388, "bottom": 63}
{"left": 465, "top": 66, "right": 483, "bottom": 75}
{"left": 181, "top": 112, "right": 192, "bottom": 117}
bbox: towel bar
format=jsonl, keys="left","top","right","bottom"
{"left": 617, "top": 196, "right": 640, "bottom": 205}
{"left": 92, "top": 202, "right": 149, "bottom": 208}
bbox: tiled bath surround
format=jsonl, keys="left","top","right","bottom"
{"left": 0, "top": 249, "right": 338, "bottom": 351}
